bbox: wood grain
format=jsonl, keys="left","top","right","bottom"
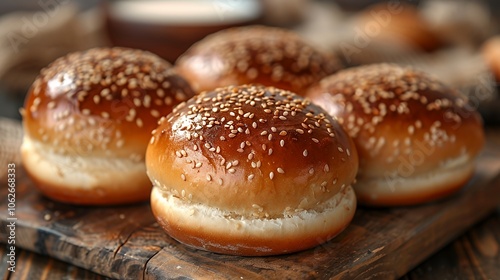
{"left": 0, "top": 246, "right": 110, "bottom": 280}
{"left": 1, "top": 123, "right": 500, "bottom": 279}
{"left": 403, "top": 208, "right": 500, "bottom": 280}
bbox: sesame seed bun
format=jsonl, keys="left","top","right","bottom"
{"left": 306, "top": 64, "right": 485, "bottom": 206}
{"left": 175, "top": 25, "right": 342, "bottom": 96}
{"left": 146, "top": 85, "right": 358, "bottom": 255}
{"left": 353, "top": 3, "right": 444, "bottom": 52}
{"left": 20, "top": 47, "right": 195, "bottom": 205}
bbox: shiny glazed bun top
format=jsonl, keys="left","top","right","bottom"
{"left": 146, "top": 85, "right": 358, "bottom": 216}
{"left": 306, "top": 63, "right": 484, "bottom": 179}
{"left": 175, "top": 25, "right": 342, "bottom": 96}
{"left": 23, "top": 47, "right": 195, "bottom": 158}
{"left": 21, "top": 47, "right": 196, "bottom": 205}
{"left": 307, "top": 64, "right": 485, "bottom": 206}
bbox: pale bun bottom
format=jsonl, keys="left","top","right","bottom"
{"left": 150, "top": 185, "right": 356, "bottom": 256}
{"left": 354, "top": 159, "right": 476, "bottom": 206}
{"left": 21, "top": 136, "right": 151, "bottom": 205}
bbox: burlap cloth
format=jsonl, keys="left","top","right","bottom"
{"left": 0, "top": 3, "right": 107, "bottom": 92}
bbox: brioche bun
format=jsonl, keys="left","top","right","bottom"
{"left": 146, "top": 85, "right": 358, "bottom": 255}
{"left": 21, "top": 47, "right": 195, "bottom": 205}
{"left": 175, "top": 25, "right": 342, "bottom": 96}
{"left": 307, "top": 64, "right": 484, "bottom": 206}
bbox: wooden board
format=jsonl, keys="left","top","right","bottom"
{"left": 1, "top": 126, "right": 500, "bottom": 279}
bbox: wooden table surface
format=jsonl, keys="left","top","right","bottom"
{"left": 1, "top": 88, "right": 500, "bottom": 279}
{"left": 2, "top": 208, "right": 500, "bottom": 280}
{"left": 0, "top": 123, "right": 498, "bottom": 280}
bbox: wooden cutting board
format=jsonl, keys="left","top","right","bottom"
{"left": 1, "top": 119, "right": 500, "bottom": 279}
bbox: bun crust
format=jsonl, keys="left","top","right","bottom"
{"left": 354, "top": 4, "right": 443, "bottom": 52}
{"left": 306, "top": 64, "right": 485, "bottom": 206}
{"left": 151, "top": 185, "right": 356, "bottom": 256}
{"left": 175, "top": 26, "right": 342, "bottom": 96}
{"left": 146, "top": 85, "right": 358, "bottom": 255}
{"left": 21, "top": 47, "right": 195, "bottom": 205}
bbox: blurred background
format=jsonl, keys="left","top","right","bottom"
{"left": 1, "top": 0, "right": 500, "bottom": 122}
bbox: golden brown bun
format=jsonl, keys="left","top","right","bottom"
{"left": 146, "top": 85, "right": 358, "bottom": 255}
{"left": 306, "top": 63, "right": 485, "bottom": 206}
{"left": 21, "top": 47, "right": 195, "bottom": 205}
{"left": 354, "top": 3, "right": 443, "bottom": 52}
{"left": 175, "top": 25, "right": 342, "bottom": 96}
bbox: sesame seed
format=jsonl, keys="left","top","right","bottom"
{"left": 309, "top": 168, "right": 314, "bottom": 175}
{"left": 269, "top": 172, "right": 275, "bottom": 179}
{"left": 408, "top": 125, "right": 415, "bottom": 135}
{"left": 165, "top": 97, "right": 173, "bottom": 105}
{"left": 181, "top": 174, "right": 186, "bottom": 181}
{"left": 136, "top": 118, "right": 143, "bottom": 127}
{"left": 277, "top": 168, "right": 284, "bottom": 174}
{"left": 303, "top": 149, "right": 308, "bottom": 157}
{"left": 206, "top": 174, "right": 212, "bottom": 181}
{"left": 324, "top": 164, "right": 330, "bottom": 172}
{"left": 117, "top": 139, "right": 125, "bottom": 147}
{"left": 151, "top": 109, "right": 160, "bottom": 117}
{"left": 280, "top": 140, "right": 285, "bottom": 147}
{"left": 101, "top": 88, "right": 110, "bottom": 97}
{"left": 248, "top": 174, "right": 254, "bottom": 181}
